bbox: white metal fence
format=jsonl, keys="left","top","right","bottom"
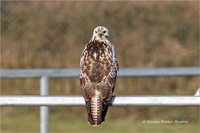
{"left": 0, "top": 67, "right": 200, "bottom": 133}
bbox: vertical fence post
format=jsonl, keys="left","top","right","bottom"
{"left": 40, "top": 76, "right": 49, "bottom": 133}
{"left": 195, "top": 88, "right": 200, "bottom": 96}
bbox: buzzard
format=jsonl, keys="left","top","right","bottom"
{"left": 80, "top": 26, "right": 118, "bottom": 126}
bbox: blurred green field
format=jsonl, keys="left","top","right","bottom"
{"left": 1, "top": 106, "right": 199, "bottom": 132}
{"left": 1, "top": 1, "right": 199, "bottom": 132}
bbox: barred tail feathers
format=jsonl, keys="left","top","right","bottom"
{"left": 90, "top": 90, "right": 103, "bottom": 126}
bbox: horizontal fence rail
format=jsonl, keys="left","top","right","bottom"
{"left": 1, "top": 67, "right": 199, "bottom": 78}
{"left": 1, "top": 67, "right": 199, "bottom": 133}
{"left": 0, "top": 95, "right": 200, "bottom": 106}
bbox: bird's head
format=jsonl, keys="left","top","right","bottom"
{"left": 92, "top": 26, "right": 109, "bottom": 41}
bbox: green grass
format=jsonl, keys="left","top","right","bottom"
{"left": 49, "top": 118, "right": 199, "bottom": 133}
{"left": 1, "top": 1, "right": 199, "bottom": 133}
{"left": 1, "top": 107, "right": 199, "bottom": 133}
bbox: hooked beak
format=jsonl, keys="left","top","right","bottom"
{"left": 98, "top": 31, "right": 103, "bottom": 37}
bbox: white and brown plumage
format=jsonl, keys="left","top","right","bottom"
{"left": 80, "top": 26, "right": 118, "bottom": 126}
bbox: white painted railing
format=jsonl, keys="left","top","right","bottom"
{"left": 0, "top": 67, "right": 200, "bottom": 133}
{"left": 1, "top": 67, "right": 199, "bottom": 78}
{"left": 0, "top": 95, "right": 200, "bottom": 106}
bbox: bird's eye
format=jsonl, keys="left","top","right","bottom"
{"left": 95, "top": 31, "right": 97, "bottom": 33}
{"left": 103, "top": 31, "right": 106, "bottom": 33}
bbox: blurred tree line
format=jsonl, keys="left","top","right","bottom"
{"left": 1, "top": 1, "right": 199, "bottom": 131}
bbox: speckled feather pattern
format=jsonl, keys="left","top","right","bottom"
{"left": 80, "top": 27, "right": 118, "bottom": 126}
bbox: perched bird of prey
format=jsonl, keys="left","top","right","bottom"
{"left": 80, "top": 26, "right": 119, "bottom": 126}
